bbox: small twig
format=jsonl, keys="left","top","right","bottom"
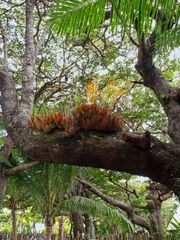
{"left": 131, "top": 81, "right": 144, "bottom": 85}
{"left": 129, "top": 35, "right": 139, "bottom": 47}
{"left": 0, "top": 1, "right": 25, "bottom": 17}
{"left": 108, "top": 176, "right": 139, "bottom": 199}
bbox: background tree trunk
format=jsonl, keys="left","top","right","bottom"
{"left": 45, "top": 214, "right": 55, "bottom": 240}
{"left": 0, "top": 166, "right": 6, "bottom": 209}
{"left": 146, "top": 182, "right": 168, "bottom": 240}
{"left": 71, "top": 212, "right": 86, "bottom": 238}
{"left": 11, "top": 200, "right": 17, "bottom": 240}
{"left": 84, "top": 214, "right": 95, "bottom": 239}
{"left": 58, "top": 215, "right": 65, "bottom": 240}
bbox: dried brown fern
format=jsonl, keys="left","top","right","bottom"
{"left": 28, "top": 104, "right": 124, "bottom": 136}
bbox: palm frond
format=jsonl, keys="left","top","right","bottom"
{"left": 50, "top": 0, "right": 179, "bottom": 45}
{"left": 22, "top": 163, "right": 78, "bottom": 214}
{"left": 50, "top": 0, "right": 107, "bottom": 36}
{"left": 63, "top": 196, "right": 135, "bottom": 232}
{"left": 155, "top": 26, "right": 180, "bottom": 50}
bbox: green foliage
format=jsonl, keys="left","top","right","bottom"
{"left": 50, "top": 0, "right": 180, "bottom": 48}
{"left": 24, "top": 163, "right": 78, "bottom": 217}
{"left": 63, "top": 196, "right": 134, "bottom": 233}
{"left": 0, "top": 209, "right": 12, "bottom": 232}
{"left": 50, "top": 0, "right": 107, "bottom": 36}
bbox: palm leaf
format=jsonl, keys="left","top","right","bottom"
{"left": 50, "top": 0, "right": 179, "bottom": 45}
{"left": 63, "top": 196, "right": 135, "bottom": 232}
{"left": 50, "top": 0, "right": 107, "bottom": 36}
{"left": 22, "top": 163, "right": 78, "bottom": 215}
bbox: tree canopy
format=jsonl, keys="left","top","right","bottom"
{"left": 0, "top": 0, "right": 180, "bottom": 206}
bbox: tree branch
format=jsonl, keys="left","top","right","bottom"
{"left": 5, "top": 161, "right": 41, "bottom": 176}
{"left": 77, "top": 177, "right": 150, "bottom": 230}
{"left": 0, "top": 66, "right": 17, "bottom": 129}
{"left": 0, "top": 20, "right": 8, "bottom": 66}
{"left": 135, "top": 13, "right": 180, "bottom": 144}
{"left": 21, "top": 0, "right": 35, "bottom": 115}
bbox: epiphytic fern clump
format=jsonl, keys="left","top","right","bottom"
{"left": 72, "top": 104, "right": 123, "bottom": 133}
{"left": 28, "top": 104, "right": 124, "bottom": 136}
{"left": 28, "top": 112, "right": 67, "bottom": 133}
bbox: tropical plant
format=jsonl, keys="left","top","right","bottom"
{"left": 23, "top": 163, "right": 77, "bottom": 240}
{"left": 50, "top": 0, "right": 180, "bottom": 48}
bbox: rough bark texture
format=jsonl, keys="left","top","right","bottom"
{"left": 84, "top": 214, "right": 96, "bottom": 239}
{"left": 58, "top": 216, "right": 65, "bottom": 240}
{"left": 0, "top": 168, "right": 6, "bottom": 209}
{"left": 21, "top": 0, "right": 35, "bottom": 115}
{"left": 135, "top": 37, "right": 180, "bottom": 144}
{"left": 0, "top": 137, "right": 13, "bottom": 208}
{"left": 11, "top": 200, "right": 17, "bottom": 240}
{"left": 71, "top": 212, "right": 86, "bottom": 238}
{"left": 45, "top": 214, "right": 55, "bottom": 240}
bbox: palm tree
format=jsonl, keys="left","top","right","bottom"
{"left": 4, "top": 175, "right": 29, "bottom": 240}
{"left": 24, "top": 163, "right": 78, "bottom": 240}
{"left": 25, "top": 164, "right": 134, "bottom": 239}
{"left": 50, "top": 0, "right": 179, "bottom": 49}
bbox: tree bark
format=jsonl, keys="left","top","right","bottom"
{"left": 0, "top": 137, "right": 13, "bottom": 208}
{"left": 146, "top": 182, "right": 173, "bottom": 239}
{"left": 0, "top": 166, "right": 6, "bottom": 209}
{"left": 58, "top": 215, "right": 65, "bottom": 240}
{"left": 135, "top": 34, "right": 180, "bottom": 144}
{"left": 11, "top": 200, "right": 17, "bottom": 240}
{"left": 84, "top": 214, "right": 95, "bottom": 240}
{"left": 71, "top": 212, "right": 86, "bottom": 239}
{"left": 78, "top": 178, "right": 150, "bottom": 232}
{"left": 45, "top": 214, "right": 55, "bottom": 240}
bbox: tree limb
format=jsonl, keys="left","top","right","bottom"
{"left": 135, "top": 13, "right": 180, "bottom": 144}
{"left": 5, "top": 161, "right": 41, "bottom": 176}
{"left": 21, "top": 0, "right": 36, "bottom": 115}
{"left": 77, "top": 177, "right": 150, "bottom": 230}
{"left": 0, "top": 20, "right": 8, "bottom": 66}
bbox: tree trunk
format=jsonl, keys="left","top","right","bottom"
{"left": 0, "top": 137, "right": 13, "bottom": 208}
{"left": 45, "top": 214, "right": 55, "bottom": 240}
{"left": 71, "top": 212, "right": 86, "bottom": 239}
{"left": 147, "top": 183, "right": 165, "bottom": 240}
{"left": 58, "top": 215, "right": 65, "bottom": 240}
{"left": 84, "top": 214, "right": 95, "bottom": 239}
{"left": 11, "top": 201, "right": 17, "bottom": 240}
{"left": 0, "top": 166, "right": 6, "bottom": 209}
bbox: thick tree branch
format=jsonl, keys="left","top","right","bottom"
{"left": 21, "top": 0, "right": 36, "bottom": 115}
{"left": 0, "top": 66, "right": 17, "bottom": 130}
{"left": 135, "top": 16, "right": 180, "bottom": 144}
{"left": 78, "top": 178, "right": 150, "bottom": 230}
{"left": 0, "top": 20, "right": 8, "bottom": 66}
{"left": 10, "top": 128, "right": 178, "bottom": 199}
